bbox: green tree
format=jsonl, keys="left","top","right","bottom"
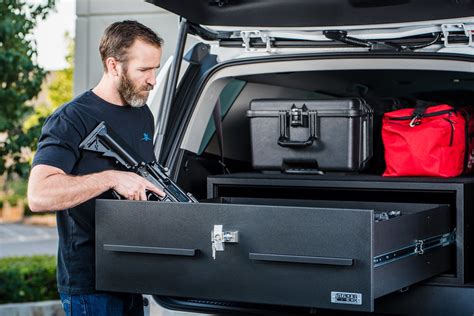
{"left": 0, "top": 0, "right": 56, "bottom": 179}
{"left": 23, "top": 32, "right": 74, "bottom": 145}
{"left": 48, "top": 32, "right": 74, "bottom": 108}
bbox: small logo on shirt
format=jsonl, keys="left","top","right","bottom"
{"left": 142, "top": 133, "right": 151, "bottom": 142}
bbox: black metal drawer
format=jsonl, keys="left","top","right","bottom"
{"left": 95, "top": 198, "right": 452, "bottom": 312}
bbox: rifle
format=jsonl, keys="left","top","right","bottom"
{"left": 79, "top": 121, "right": 197, "bottom": 203}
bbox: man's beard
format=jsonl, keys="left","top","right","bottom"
{"left": 118, "top": 70, "right": 153, "bottom": 108}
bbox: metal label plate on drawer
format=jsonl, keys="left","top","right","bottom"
{"left": 331, "top": 292, "right": 362, "bottom": 305}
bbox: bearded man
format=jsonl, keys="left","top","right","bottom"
{"left": 27, "top": 21, "right": 165, "bottom": 316}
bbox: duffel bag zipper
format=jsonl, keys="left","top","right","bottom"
{"left": 388, "top": 108, "right": 456, "bottom": 146}
{"left": 387, "top": 109, "right": 454, "bottom": 122}
{"left": 463, "top": 109, "right": 471, "bottom": 173}
{"left": 444, "top": 115, "right": 455, "bottom": 147}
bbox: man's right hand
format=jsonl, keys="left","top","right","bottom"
{"left": 28, "top": 165, "right": 166, "bottom": 212}
{"left": 104, "top": 170, "right": 165, "bottom": 201}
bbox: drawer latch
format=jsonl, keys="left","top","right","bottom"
{"left": 211, "top": 225, "right": 239, "bottom": 260}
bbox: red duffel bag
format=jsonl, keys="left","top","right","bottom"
{"left": 382, "top": 103, "right": 473, "bottom": 177}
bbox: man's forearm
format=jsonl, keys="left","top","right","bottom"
{"left": 28, "top": 171, "right": 113, "bottom": 212}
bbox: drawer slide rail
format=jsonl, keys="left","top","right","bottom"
{"left": 373, "top": 230, "right": 455, "bottom": 268}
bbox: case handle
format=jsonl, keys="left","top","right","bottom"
{"left": 277, "top": 108, "right": 318, "bottom": 148}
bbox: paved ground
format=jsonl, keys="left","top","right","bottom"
{"left": 0, "top": 223, "right": 58, "bottom": 257}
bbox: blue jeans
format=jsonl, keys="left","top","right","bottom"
{"left": 59, "top": 292, "right": 144, "bottom": 316}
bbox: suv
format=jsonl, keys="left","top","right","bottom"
{"left": 94, "top": 1, "right": 474, "bottom": 314}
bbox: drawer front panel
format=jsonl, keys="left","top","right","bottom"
{"left": 96, "top": 199, "right": 452, "bottom": 312}
{"left": 96, "top": 200, "right": 374, "bottom": 312}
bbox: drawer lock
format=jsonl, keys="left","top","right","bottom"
{"left": 211, "top": 225, "right": 239, "bottom": 260}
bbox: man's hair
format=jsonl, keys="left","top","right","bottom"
{"left": 99, "top": 20, "right": 163, "bottom": 71}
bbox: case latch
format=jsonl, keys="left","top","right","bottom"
{"left": 290, "top": 107, "right": 304, "bottom": 126}
{"left": 278, "top": 105, "right": 318, "bottom": 148}
{"left": 211, "top": 225, "right": 239, "bottom": 259}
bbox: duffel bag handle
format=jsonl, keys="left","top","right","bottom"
{"left": 277, "top": 109, "right": 318, "bottom": 148}
{"left": 410, "top": 100, "right": 433, "bottom": 127}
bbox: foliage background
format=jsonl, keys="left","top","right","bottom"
{"left": 0, "top": 255, "right": 57, "bottom": 303}
{"left": 0, "top": 0, "right": 56, "bottom": 180}
{"left": 1, "top": 0, "right": 74, "bottom": 204}
{"left": 0, "top": 0, "right": 70, "bottom": 305}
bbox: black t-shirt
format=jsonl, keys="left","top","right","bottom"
{"left": 32, "top": 90, "right": 156, "bottom": 295}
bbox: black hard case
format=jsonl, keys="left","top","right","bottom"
{"left": 247, "top": 99, "right": 373, "bottom": 171}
